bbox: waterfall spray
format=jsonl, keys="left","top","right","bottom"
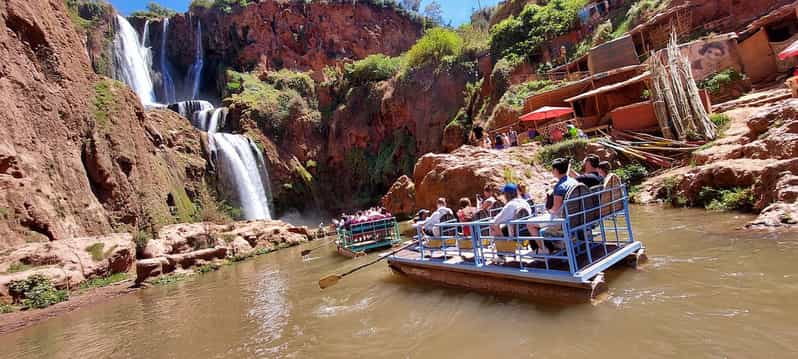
{"left": 113, "top": 15, "right": 156, "bottom": 105}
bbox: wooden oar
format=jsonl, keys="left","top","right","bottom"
{"left": 318, "top": 241, "right": 417, "bottom": 289}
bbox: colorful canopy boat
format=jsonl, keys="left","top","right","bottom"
{"left": 388, "top": 175, "right": 646, "bottom": 302}
{"left": 336, "top": 216, "right": 401, "bottom": 258}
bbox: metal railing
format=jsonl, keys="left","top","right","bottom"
{"left": 411, "top": 186, "right": 636, "bottom": 277}
{"left": 337, "top": 217, "right": 401, "bottom": 251}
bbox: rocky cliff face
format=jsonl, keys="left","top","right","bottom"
{"left": 0, "top": 0, "right": 210, "bottom": 249}
{"left": 137, "top": 0, "right": 423, "bottom": 90}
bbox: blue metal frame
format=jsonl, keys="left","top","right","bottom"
{"left": 405, "top": 185, "right": 642, "bottom": 284}
{"left": 337, "top": 217, "right": 401, "bottom": 253}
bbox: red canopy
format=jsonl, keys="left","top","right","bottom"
{"left": 778, "top": 38, "right": 798, "bottom": 60}
{"left": 519, "top": 106, "right": 574, "bottom": 122}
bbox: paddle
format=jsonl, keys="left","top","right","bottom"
{"left": 318, "top": 240, "right": 417, "bottom": 289}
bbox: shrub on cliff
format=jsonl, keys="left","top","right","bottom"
{"left": 346, "top": 54, "right": 403, "bottom": 85}
{"left": 190, "top": 0, "right": 253, "bottom": 14}
{"left": 130, "top": 2, "right": 177, "bottom": 19}
{"left": 499, "top": 80, "right": 559, "bottom": 110}
{"left": 535, "top": 138, "right": 590, "bottom": 167}
{"left": 489, "top": 0, "right": 587, "bottom": 60}
{"left": 264, "top": 69, "right": 316, "bottom": 100}
{"left": 405, "top": 28, "right": 464, "bottom": 69}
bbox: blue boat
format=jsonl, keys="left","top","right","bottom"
{"left": 336, "top": 217, "right": 402, "bottom": 258}
{"left": 388, "top": 175, "right": 646, "bottom": 301}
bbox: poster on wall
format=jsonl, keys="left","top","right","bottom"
{"left": 678, "top": 34, "right": 742, "bottom": 81}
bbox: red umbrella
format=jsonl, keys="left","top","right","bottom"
{"left": 778, "top": 38, "right": 798, "bottom": 60}
{"left": 520, "top": 106, "right": 574, "bottom": 122}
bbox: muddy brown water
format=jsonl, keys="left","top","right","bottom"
{"left": 1, "top": 206, "right": 797, "bottom": 358}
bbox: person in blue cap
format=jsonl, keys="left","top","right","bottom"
{"left": 489, "top": 183, "right": 532, "bottom": 238}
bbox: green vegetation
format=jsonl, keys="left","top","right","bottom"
{"left": 92, "top": 79, "right": 118, "bottom": 128}
{"left": 615, "top": 163, "right": 649, "bottom": 184}
{"left": 699, "top": 187, "right": 755, "bottom": 212}
{"left": 458, "top": 22, "right": 491, "bottom": 58}
{"left": 698, "top": 69, "right": 746, "bottom": 95}
{"left": 661, "top": 175, "right": 687, "bottom": 207}
{"left": 627, "top": 0, "right": 670, "bottom": 26}
{"left": 499, "top": 80, "right": 559, "bottom": 110}
{"left": 591, "top": 20, "right": 614, "bottom": 46}
{"left": 85, "top": 242, "right": 105, "bottom": 262}
{"left": 345, "top": 54, "right": 403, "bottom": 85}
{"left": 405, "top": 28, "right": 464, "bottom": 69}
{"left": 65, "top": 0, "right": 111, "bottom": 31}
{"left": 535, "top": 138, "right": 591, "bottom": 167}
{"left": 225, "top": 70, "right": 319, "bottom": 143}
{"left": 710, "top": 113, "right": 731, "bottom": 136}
{"left": 0, "top": 303, "right": 15, "bottom": 314}
{"left": 8, "top": 274, "right": 68, "bottom": 309}
{"left": 193, "top": 182, "right": 239, "bottom": 223}
{"left": 5, "top": 262, "right": 33, "bottom": 274}
{"left": 171, "top": 186, "right": 199, "bottom": 223}
{"left": 150, "top": 273, "right": 190, "bottom": 286}
{"left": 190, "top": 0, "right": 253, "bottom": 14}
{"left": 130, "top": 2, "right": 177, "bottom": 19}
{"left": 194, "top": 262, "right": 222, "bottom": 274}
{"left": 77, "top": 273, "right": 129, "bottom": 290}
{"left": 133, "top": 230, "right": 151, "bottom": 257}
{"left": 490, "top": 55, "right": 524, "bottom": 98}
{"left": 489, "top": 0, "right": 588, "bottom": 60}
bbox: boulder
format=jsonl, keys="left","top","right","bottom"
{"left": 230, "top": 237, "right": 255, "bottom": 257}
{"left": 135, "top": 257, "right": 170, "bottom": 285}
{"left": 747, "top": 203, "right": 798, "bottom": 230}
{"left": 413, "top": 145, "right": 553, "bottom": 211}
{"left": 381, "top": 175, "right": 416, "bottom": 219}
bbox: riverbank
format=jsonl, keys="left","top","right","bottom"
{"left": 0, "top": 219, "right": 316, "bottom": 333}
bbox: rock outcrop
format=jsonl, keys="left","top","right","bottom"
{"left": 413, "top": 145, "right": 553, "bottom": 211}
{"left": 381, "top": 175, "right": 416, "bottom": 219}
{"left": 0, "top": 0, "right": 212, "bottom": 249}
{"left": 638, "top": 99, "right": 798, "bottom": 230}
{"left": 135, "top": 220, "right": 310, "bottom": 284}
{"left": 0, "top": 234, "right": 135, "bottom": 299}
{"left": 140, "top": 1, "right": 423, "bottom": 81}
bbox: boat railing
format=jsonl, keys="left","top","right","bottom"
{"left": 409, "top": 185, "right": 639, "bottom": 282}
{"left": 337, "top": 217, "right": 400, "bottom": 248}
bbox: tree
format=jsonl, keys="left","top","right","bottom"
{"left": 401, "top": 0, "right": 421, "bottom": 12}
{"left": 423, "top": 0, "right": 443, "bottom": 24}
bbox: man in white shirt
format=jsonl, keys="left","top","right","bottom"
{"left": 423, "top": 198, "right": 453, "bottom": 237}
{"left": 490, "top": 184, "right": 532, "bottom": 237}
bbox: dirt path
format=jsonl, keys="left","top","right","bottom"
{"left": 0, "top": 280, "right": 140, "bottom": 336}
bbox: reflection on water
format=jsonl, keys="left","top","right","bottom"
{"left": 2, "top": 206, "right": 798, "bottom": 358}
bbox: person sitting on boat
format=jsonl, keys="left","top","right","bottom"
{"left": 518, "top": 183, "right": 532, "bottom": 201}
{"left": 569, "top": 154, "right": 604, "bottom": 188}
{"left": 527, "top": 158, "right": 580, "bottom": 254}
{"left": 423, "top": 198, "right": 453, "bottom": 237}
{"left": 494, "top": 134, "right": 504, "bottom": 149}
{"left": 489, "top": 183, "right": 532, "bottom": 238}
{"left": 598, "top": 161, "right": 611, "bottom": 178}
{"left": 457, "top": 197, "right": 477, "bottom": 237}
{"left": 478, "top": 183, "right": 497, "bottom": 212}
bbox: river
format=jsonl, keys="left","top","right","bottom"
{"left": 2, "top": 206, "right": 797, "bottom": 358}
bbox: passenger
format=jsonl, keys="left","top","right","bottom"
{"left": 483, "top": 136, "right": 492, "bottom": 149}
{"left": 502, "top": 133, "right": 511, "bottom": 148}
{"left": 509, "top": 130, "right": 519, "bottom": 147}
{"left": 494, "top": 134, "right": 504, "bottom": 149}
{"left": 423, "top": 198, "right": 453, "bottom": 237}
{"left": 478, "top": 184, "right": 497, "bottom": 212}
{"left": 598, "top": 161, "right": 611, "bottom": 178}
{"left": 457, "top": 197, "right": 477, "bottom": 237}
{"left": 570, "top": 154, "right": 604, "bottom": 187}
{"left": 489, "top": 184, "right": 532, "bottom": 237}
{"left": 518, "top": 183, "right": 531, "bottom": 201}
{"left": 527, "top": 158, "right": 580, "bottom": 254}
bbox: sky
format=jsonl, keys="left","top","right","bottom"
{"left": 110, "top": 0, "right": 501, "bottom": 26}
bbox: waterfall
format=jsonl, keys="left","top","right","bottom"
{"left": 113, "top": 15, "right": 156, "bottom": 105}
{"left": 193, "top": 107, "right": 227, "bottom": 134}
{"left": 186, "top": 20, "right": 204, "bottom": 100}
{"left": 160, "top": 18, "right": 177, "bottom": 104}
{"left": 210, "top": 133, "right": 273, "bottom": 220}
{"left": 141, "top": 20, "right": 150, "bottom": 47}
{"left": 171, "top": 100, "right": 213, "bottom": 119}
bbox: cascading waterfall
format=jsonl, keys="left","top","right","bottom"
{"left": 113, "top": 15, "right": 156, "bottom": 105}
{"left": 210, "top": 133, "right": 273, "bottom": 220}
{"left": 193, "top": 107, "right": 227, "bottom": 134}
{"left": 141, "top": 20, "right": 150, "bottom": 47}
{"left": 160, "top": 18, "right": 177, "bottom": 104}
{"left": 186, "top": 20, "right": 204, "bottom": 100}
{"left": 172, "top": 100, "right": 213, "bottom": 119}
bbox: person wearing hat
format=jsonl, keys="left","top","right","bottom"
{"left": 489, "top": 183, "right": 532, "bottom": 237}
